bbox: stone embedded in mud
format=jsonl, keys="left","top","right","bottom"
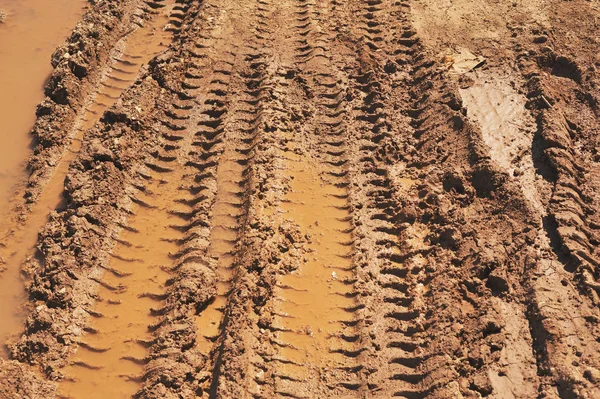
{"left": 141, "top": 355, "right": 204, "bottom": 399}
{"left": 471, "top": 372, "right": 493, "bottom": 396}
{"left": 482, "top": 318, "right": 503, "bottom": 337}
{"left": 88, "top": 139, "right": 115, "bottom": 162}
{"left": 487, "top": 269, "right": 510, "bottom": 294}
{"left": 584, "top": 368, "right": 600, "bottom": 384}
{"left": 44, "top": 69, "right": 78, "bottom": 105}
{"left": 169, "top": 262, "right": 216, "bottom": 307}
{"left": 398, "top": 204, "right": 420, "bottom": 222}
{"left": 68, "top": 59, "right": 88, "bottom": 79}
{"left": 443, "top": 171, "right": 467, "bottom": 194}
{"left": 439, "top": 227, "right": 462, "bottom": 249}
{"left": 471, "top": 163, "right": 507, "bottom": 197}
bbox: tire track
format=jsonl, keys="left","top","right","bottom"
{"left": 198, "top": 59, "right": 265, "bottom": 398}
{"left": 347, "top": 1, "right": 445, "bottom": 397}
{"left": 150, "top": 6, "right": 246, "bottom": 394}
{"left": 0, "top": 0, "right": 177, "bottom": 361}
{"left": 351, "top": 10, "right": 420, "bottom": 399}
{"left": 208, "top": 20, "right": 275, "bottom": 399}
{"left": 199, "top": 2, "right": 303, "bottom": 396}
{"left": 137, "top": 2, "right": 266, "bottom": 396}
{"left": 266, "top": 0, "right": 363, "bottom": 397}
{"left": 188, "top": 28, "right": 241, "bottom": 360}
{"left": 350, "top": 1, "right": 545, "bottom": 397}
{"left": 49, "top": 0, "right": 177, "bottom": 203}
{"left": 515, "top": 46, "right": 600, "bottom": 398}
{"left": 54, "top": 3, "right": 202, "bottom": 398}
{"left": 208, "top": 1, "right": 367, "bottom": 396}
{"left": 58, "top": 168, "right": 189, "bottom": 399}
{"left": 350, "top": 2, "right": 514, "bottom": 394}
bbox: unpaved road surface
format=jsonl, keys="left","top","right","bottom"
{"left": 1, "top": 0, "right": 600, "bottom": 398}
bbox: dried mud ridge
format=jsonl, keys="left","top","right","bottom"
{"left": 1, "top": 0, "right": 600, "bottom": 398}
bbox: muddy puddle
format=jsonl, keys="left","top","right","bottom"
{"left": 0, "top": 0, "right": 175, "bottom": 360}
{"left": 0, "top": 0, "right": 87, "bottom": 357}
{"left": 272, "top": 149, "right": 358, "bottom": 392}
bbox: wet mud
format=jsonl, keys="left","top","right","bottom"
{"left": 1, "top": 0, "right": 600, "bottom": 398}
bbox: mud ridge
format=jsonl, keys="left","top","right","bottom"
{"left": 513, "top": 33, "right": 600, "bottom": 398}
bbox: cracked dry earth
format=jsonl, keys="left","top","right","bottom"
{"left": 1, "top": 0, "right": 600, "bottom": 398}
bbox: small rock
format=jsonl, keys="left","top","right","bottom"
{"left": 89, "top": 140, "right": 115, "bottom": 162}
{"left": 487, "top": 269, "right": 510, "bottom": 294}
{"left": 439, "top": 227, "right": 462, "bottom": 249}
{"left": 471, "top": 373, "right": 493, "bottom": 396}
{"left": 0, "top": 11, "right": 6, "bottom": 23}
{"left": 584, "top": 367, "right": 600, "bottom": 383}
{"left": 483, "top": 319, "right": 503, "bottom": 336}
{"left": 384, "top": 60, "right": 398, "bottom": 74}
{"left": 513, "top": 167, "right": 522, "bottom": 177}
{"left": 533, "top": 35, "right": 548, "bottom": 44}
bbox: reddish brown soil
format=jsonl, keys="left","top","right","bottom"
{"left": 1, "top": 0, "right": 600, "bottom": 398}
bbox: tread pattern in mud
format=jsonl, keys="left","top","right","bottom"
{"left": 264, "top": 1, "right": 363, "bottom": 397}
{"left": 3, "top": 0, "right": 600, "bottom": 398}
{"left": 349, "top": 1, "right": 436, "bottom": 396}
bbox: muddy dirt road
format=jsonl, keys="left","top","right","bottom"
{"left": 1, "top": 0, "right": 600, "bottom": 398}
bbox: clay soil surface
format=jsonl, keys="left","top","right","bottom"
{"left": 1, "top": 0, "right": 600, "bottom": 398}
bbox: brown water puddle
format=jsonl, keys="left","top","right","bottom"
{"left": 272, "top": 150, "right": 358, "bottom": 387}
{"left": 0, "top": 1, "right": 175, "bottom": 358}
{"left": 58, "top": 169, "right": 186, "bottom": 399}
{"left": 0, "top": 0, "right": 87, "bottom": 357}
{"left": 195, "top": 147, "right": 245, "bottom": 353}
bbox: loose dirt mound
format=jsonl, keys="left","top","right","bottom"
{"left": 1, "top": 0, "right": 600, "bottom": 398}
